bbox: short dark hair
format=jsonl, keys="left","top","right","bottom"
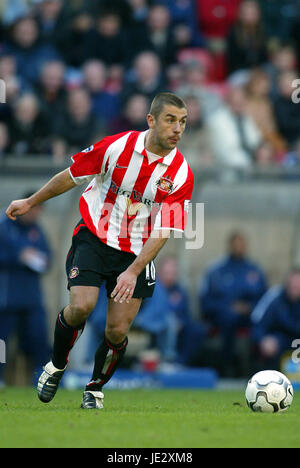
{"left": 149, "top": 92, "right": 187, "bottom": 119}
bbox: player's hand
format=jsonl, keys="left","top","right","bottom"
{"left": 6, "top": 199, "right": 32, "bottom": 221}
{"left": 111, "top": 269, "right": 137, "bottom": 304}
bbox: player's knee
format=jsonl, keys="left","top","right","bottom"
{"left": 105, "top": 324, "right": 127, "bottom": 345}
{"left": 69, "top": 299, "right": 95, "bottom": 325}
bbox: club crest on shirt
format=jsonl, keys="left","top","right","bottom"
{"left": 69, "top": 266, "right": 80, "bottom": 279}
{"left": 156, "top": 175, "right": 174, "bottom": 194}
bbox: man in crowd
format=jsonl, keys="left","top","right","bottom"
{"left": 200, "top": 230, "right": 267, "bottom": 376}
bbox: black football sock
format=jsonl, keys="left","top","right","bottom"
{"left": 85, "top": 335, "right": 128, "bottom": 391}
{"left": 51, "top": 309, "right": 85, "bottom": 370}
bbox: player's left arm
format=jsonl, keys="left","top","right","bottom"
{"left": 110, "top": 230, "right": 170, "bottom": 304}
{"left": 111, "top": 165, "right": 194, "bottom": 304}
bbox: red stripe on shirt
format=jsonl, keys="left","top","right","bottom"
{"left": 118, "top": 151, "right": 162, "bottom": 253}
{"left": 70, "top": 131, "right": 131, "bottom": 181}
{"left": 97, "top": 131, "right": 140, "bottom": 246}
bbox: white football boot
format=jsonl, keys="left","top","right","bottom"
{"left": 37, "top": 361, "right": 66, "bottom": 403}
{"left": 81, "top": 391, "right": 104, "bottom": 409}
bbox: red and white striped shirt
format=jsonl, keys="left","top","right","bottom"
{"left": 69, "top": 130, "right": 194, "bottom": 255}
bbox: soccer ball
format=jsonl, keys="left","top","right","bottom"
{"left": 245, "top": 370, "right": 294, "bottom": 413}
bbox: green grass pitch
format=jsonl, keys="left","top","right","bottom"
{"left": 0, "top": 387, "right": 299, "bottom": 448}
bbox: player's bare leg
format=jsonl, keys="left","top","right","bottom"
{"left": 37, "top": 286, "right": 99, "bottom": 403}
{"left": 105, "top": 297, "right": 143, "bottom": 344}
{"left": 82, "top": 297, "right": 142, "bottom": 409}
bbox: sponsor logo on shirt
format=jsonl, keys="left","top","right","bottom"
{"left": 109, "top": 180, "right": 161, "bottom": 210}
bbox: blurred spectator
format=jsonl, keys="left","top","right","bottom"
{"left": 55, "top": 8, "right": 93, "bottom": 68}
{"left": 2, "top": 16, "right": 60, "bottom": 84}
{"left": 251, "top": 269, "right": 300, "bottom": 371}
{"left": 121, "top": 51, "right": 166, "bottom": 104}
{"left": 272, "top": 70, "right": 300, "bottom": 147}
{"left": 109, "top": 94, "right": 149, "bottom": 134}
{"left": 149, "top": 2, "right": 206, "bottom": 60}
{"left": 172, "top": 23, "right": 197, "bottom": 54}
{"left": 106, "top": 65, "right": 124, "bottom": 94}
{"left": 200, "top": 231, "right": 267, "bottom": 376}
{"left": 124, "top": 3, "right": 152, "bottom": 62}
{"left": 245, "top": 68, "right": 287, "bottom": 155}
{"left": 259, "top": 0, "right": 300, "bottom": 43}
{"left": 1, "top": 0, "right": 31, "bottom": 26}
{"left": 0, "top": 199, "right": 52, "bottom": 386}
{"left": 92, "top": 0, "right": 132, "bottom": 22}
{"left": 34, "top": 0, "right": 67, "bottom": 46}
{"left": 264, "top": 44, "right": 298, "bottom": 97}
{"left": 82, "top": 60, "right": 121, "bottom": 125}
{"left": 0, "top": 54, "right": 29, "bottom": 123}
{"left": 84, "top": 10, "right": 128, "bottom": 66}
{"left": 176, "top": 60, "right": 223, "bottom": 118}
{"left": 0, "top": 122, "right": 10, "bottom": 158}
{"left": 177, "top": 95, "right": 214, "bottom": 172}
{"left": 226, "top": 0, "right": 268, "bottom": 75}
{"left": 126, "top": 4, "right": 179, "bottom": 66}
{"left": 166, "top": 63, "right": 185, "bottom": 91}
{"left": 254, "top": 141, "right": 277, "bottom": 168}
{"left": 149, "top": 5, "right": 175, "bottom": 62}
{"left": 206, "top": 86, "right": 262, "bottom": 168}
{"left": 153, "top": 0, "right": 203, "bottom": 49}
{"left": 34, "top": 60, "right": 66, "bottom": 122}
{"left": 52, "top": 87, "right": 104, "bottom": 160}
{"left": 9, "top": 93, "right": 50, "bottom": 155}
{"left": 136, "top": 256, "right": 206, "bottom": 365}
{"left": 195, "top": 0, "right": 240, "bottom": 80}
{"left": 196, "top": 0, "right": 241, "bottom": 41}
{"left": 0, "top": 54, "right": 30, "bottom": 96}
{"left": 157, "top": 0, "right": 197, "bottom": 28}
{"left": 127, "top": 0, "right": 149, "bottom": 23}
{"left": 291, "top": 14, "right": 300, "bottom": 71}
{"left": 0, "top": 54, "right": 17, "bottom": 82}
{"left": 144, "top": 4, "right": 178, "bottom": 65}
{"left": 282, "top": 138, "right": 300, "bottom": 169}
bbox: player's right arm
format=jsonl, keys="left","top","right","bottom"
{"left": 6, "top": 132, "right": 129, "bottom": 221}
{"left": 6, "top": 168, "right": 76, "bottom": 221}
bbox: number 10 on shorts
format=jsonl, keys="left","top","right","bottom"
{"left": 146, "top": 261, "right": 156, "bottom": 284}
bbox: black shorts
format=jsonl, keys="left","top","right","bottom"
{"left": 66, "top": 222, "right": 156, "bottom": 299}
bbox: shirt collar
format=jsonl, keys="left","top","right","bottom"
{"left": 134, "top": 130, "right": 177, "bottom": 166}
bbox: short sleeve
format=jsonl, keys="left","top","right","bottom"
{"left": 69, "top": 132, "right": 130, "bottom": 185}
{"left": 154, "top": 168, "right": 194, "bottom": 232}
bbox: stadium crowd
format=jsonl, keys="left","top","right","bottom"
{"left": 0, "top": 0, "right": 300, "bottom": 172}
{"left": 1, "top": 0, "right": 300, "bottom": 384}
